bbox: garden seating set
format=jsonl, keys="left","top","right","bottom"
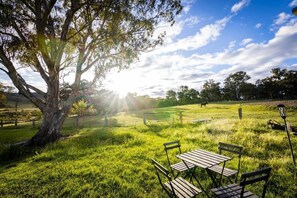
{"left": 152, "top": 141, "right": 272, "bottom": 198}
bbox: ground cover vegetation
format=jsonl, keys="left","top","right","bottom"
{"left": 0, "top": 102, "right": 296, "bottom": 197}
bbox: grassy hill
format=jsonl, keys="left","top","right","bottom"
{"left": 0, "top": 102, "right": 296, "bottom": 197}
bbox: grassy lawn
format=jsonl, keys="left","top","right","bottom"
{"left": 0, "top": 101, "right": 297, "bottom": 197}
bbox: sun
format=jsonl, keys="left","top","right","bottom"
{"left": 106, "top": 71, "right": 137, "bottom": 98}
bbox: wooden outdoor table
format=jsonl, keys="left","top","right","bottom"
{"left": 176, "top": 149, "right": 231, "bottom": 197}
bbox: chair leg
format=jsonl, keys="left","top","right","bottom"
{"left": 234, "top": 173, "right": 239, "bottom": 183}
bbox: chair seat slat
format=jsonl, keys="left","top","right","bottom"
{"left": 211, "top": 167, "right": 271, "bottom": 198}
{"left": 165, "top": 177, "right": 201, "bottom": 198}
{"left": 171, "top": 161, "right": 195, "bottom": 172}
{"left": 208, "top": 165, "right": 238, "bottom": 177}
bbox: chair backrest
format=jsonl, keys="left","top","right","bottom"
{"left": 163, "top": 140, "right": 182, "bottom": 167}
{"left": 151, "top": 159, "right": 175, "bottom": 197}
{"left": 239, "top": 167, "right": 272, "bottom": 198}
{"left": 218, "top": 142, "right": 243, "bottom": 172}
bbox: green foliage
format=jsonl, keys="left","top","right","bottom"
{"left": 0, "top": 83, "right": 14, "bottom": 107}
{"left": 72, "top": 99, "right": 89, "bottom": 117}
{"left": 200, "top": 79, "right": 221, "bottom": 102}
{"left": 0, "top": 101, "right": 297, "bottom": 197}
{"left": 223, "top": 71, "right": 251, "bottom": 100}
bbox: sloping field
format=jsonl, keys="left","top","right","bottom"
{"left": 0, "top": 101, "right": 296, "bottom": 197}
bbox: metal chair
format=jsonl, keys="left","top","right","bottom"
{"left": 152, "top": 159, "right": 202, "bottom": 198}
{"left": 208, "top": 142, "right": 243, "bottom": 184}
{"left": 164, "top": 140, "right": 195, "bottom": 178}
{"left": 211, "top": 167, "right": 272, "bottom": 198}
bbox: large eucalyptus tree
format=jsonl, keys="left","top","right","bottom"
{"left": 0, "top": 0, "right": 182, "bottom": 146}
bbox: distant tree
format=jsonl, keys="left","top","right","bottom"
{"left": 165, "top": 89, "right": 178, "bottom": 106}
{"left": 72, "top": 99, "right": 88, "bottom": 117}
{"left": 256, "top": 78, "right": 276, "bottom": 99}
{"left": 0, "top": 83, "right": 14, "bottom": 107}
{"left": 177, "top": 85, "right": 199, "bottom": 105}
{"left": 223, "top": 71, "right": 250, "bottom": 100}
{"left": 177, "top": 86, "right": 189, "bottom": 105}
{"left": 240, "top": 82, "right": 257, "bottom": 100}
{"left": 257, "top": 68, "right": 297, "bottom": 99}
{"left": 187, "top": 88, "right": 200, "bottom": 104}
{"left": 200, "top": 79, "right": 221, "bottom": 102}
{"left": 0, "top": 1, "right": 182, "bottom": 146}
{"left": 282, "top": 69, "right": 297, "bottom": 99}
{"left": 71, "top": 98, "right": 95, "bottom": 126}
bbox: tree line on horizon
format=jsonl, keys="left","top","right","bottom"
{"left": 70, "top": 67, "right": 297, "bottom": 112}
{"left": 158, "top": 67, "right": 297, "bottom": 107}
{"left": 1, "top": 67, "right": 296, "bottom": 113}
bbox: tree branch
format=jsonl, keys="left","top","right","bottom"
{"left": 0, "top": 67, "right": 9, "bottom": 74}
{"left": 20, "top": 0, "right": 36, "bottom": 15}
{"left": 0, "top": 46, "right": 46, "bottom": 111}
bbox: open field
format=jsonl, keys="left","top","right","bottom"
{"left": 0, "top": 101, "right": 297, "bottom": 197}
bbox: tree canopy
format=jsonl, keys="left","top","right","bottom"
{"left": 0, "top": 0, "right": 182, "bottom": 146}
{"left": 223, "top": 71, "right": 250, "bottom": 100}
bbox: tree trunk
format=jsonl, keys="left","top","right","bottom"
{"left": 29, "top": 110, "right": 65, "bottom": 146}
{"left": 28, "top": 73, "right": 70, "bottom": 147}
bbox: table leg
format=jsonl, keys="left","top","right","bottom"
{"left": 206, "top": 169, "right": 219, "bottom": 187}
{"left": 181, "top": 160, "right": 210, "bottom": 198}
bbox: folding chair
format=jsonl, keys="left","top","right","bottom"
{"left": 152, "top": 159, "right": 202, "bottom": 198}
{"left": 208, "top": 142, "right": 243, "bottom": 184}
{"left": 164, "top": 140, "right": 195, "bottom": 178}
{"left": 211, "top": 167, "right": 272, "bottom": 198}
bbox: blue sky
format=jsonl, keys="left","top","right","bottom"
{"left": 104, "top": 0, "right": 297, "bottom": 97}
{"left": 1, "top": 0, "right": 297, "bottom": 98}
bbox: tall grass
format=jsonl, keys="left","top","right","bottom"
{"left": 0, "top": 102, "right": 296, "bottom": 197}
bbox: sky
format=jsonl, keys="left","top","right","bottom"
{"left": 104, "top": 0, "right": 297, "bottom": 98}
{"left": 1, "top": 0, "right": 297, "bottom": 98}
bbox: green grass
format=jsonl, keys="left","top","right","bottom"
{"left": 0, "top": 101, "right": 297, "bottom": 197}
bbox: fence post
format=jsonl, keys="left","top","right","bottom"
{"left": 238, "top": 107, "right": 242, "bottom": 120}
{"left": 0, "top": 120, "right": 3, "bottom": 128}
{"left": 104, "top": 110, "right": 108, "bottom": 127}
{"left": 143, "top": 113, "right": 147, "bottom": 125}
{"left": 15, "top": 119, "right": 18, "bottom": 126}
{"left": 32, "top": 119, "right": 36, "bottom": 127}
{"left": 179, "top": 112, "right": 183, "bottom": 125}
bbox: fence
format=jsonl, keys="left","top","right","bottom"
{"left": 0, "top": 110, "right": 214, "bottom": 129}
{"left": 0, "top": 119, "right": 38, "bottom": 128}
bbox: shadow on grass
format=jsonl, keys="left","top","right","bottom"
{"left": 0, "top": 127, "right": 135, "bottom": 167}
{"left": 0, "top": 143, "right": 41, "bottom": 168}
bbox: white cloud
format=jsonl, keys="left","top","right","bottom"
{"left": 240, "top": 38, "right": 253, "bottom": 45}
{"left": 289, "top": 0, "right": 297, "bottom": 7}
{"left": 200, "top": 22, "right": 297, "bottom": 82}
{"left": 228, "top": 41, "right": 236, "bottom": 50}
{"left": 181, "top": 0, "right": 195, "bottom": 14}
{"left": 274, "top": 12, "right": 291, "bottom": 25}
{"left": 183, "top": 5, "right": 191, "bottom": 14}
{"left": 118, "top": 21, "right": 297, "bottom": 96}
{"left": 231, "top": 0, "right": 250, "bottom": 13}
{"left": 184, "top": 16, "right": 200, "bottom": 27}
{"left": 152, "top": 16, "right": 231, "bottom": 54}
{"left": 152, "top": 16, "right": 199, "bottom": 45}
{"left": 255, "top": 23, "right": 262, "bottom": 29}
